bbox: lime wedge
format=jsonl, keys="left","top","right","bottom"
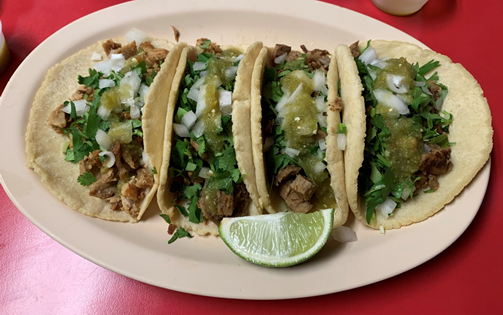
{"left": 219, "top": 208, "right": 334, "bottom": 267}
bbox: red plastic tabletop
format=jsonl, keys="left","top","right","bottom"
{"left": 1, "top": 0, "right": 502, "bottom": 313}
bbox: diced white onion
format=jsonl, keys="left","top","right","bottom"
{"left": 181, "top": 110, "right": 197, "bottom": 130}
{"left": 313, "top": 70, "right": 328, "bottom": 95}
{"left": 61, "top": 100, "right": 89, "bottom": 116}
{"left": 121, "top": 71, "right": 141, "bottom": 95}
{"left": 401, "top": 185, "right": 411, "bottom": 201}
{"left": 97, "top": 106, "right": 112, "bottom": 120}
{"left": 193, "top": 62, "right": 206, "bottom": 71}
{"left": 435, "top": 97, "right": 445, "bottom": 111}
{"left": 130, "top": 105, "right": 141, "bottom": 119}
{"left": 199, "top": 167, "right": 212, "bottom": 179}
{"left": 289, "top": 83, "right": 303, "bottom": 102}
{"left": 235, "top": 54, "right": 243, "bottom": 61}
{"left": 99, "top": 151, "right": 116, "bottom": 168}
{"left": 274, "top": 53, "right": 287, "bottom": 64}
{"left": 284, "top": 147, "right": 300, "bottom": 158}
{"left": 369, "top": 58, "right": 389, "bottom": 69}
{"left": 200, "top": 71, "right": 208, "bottom": 77}
{"left": 187, "top": 88, "right": 200, "bottom": 102}
{"left": 213, "top": 76, "right": 223, "bottom": 88}
{"left": 424, "top": 144, "right": 431, "bottom": 153}
{"left": 191, "top": 119, "right": 205, "bottom": 138}
{"left": 380, "top": 226, "right": 386, "bottom": 234}
{"left": 110, "top": 53, "right": 124, "bottom": 60}
{"left": 275, "top": 92, "right": 290, "bottom": 115}
{"left": 314, "top": 161, "right": 326, "bottom": 173}
{"left": 415, "top": 81, "right": 426, "bottom": 87}
{"left": 316, "top": 149, "right": 324, "bottom": 160}
{"left": 315, "top": 95, "right": 327, "bottom": 113}
{"left": 192, "top": 76, "right": 207, "bottom": 90}
{"left": 317, "top": 114, "right": 327, "bottom": 128}
{"left": 318, "top": 140, "right": 326, "bottom": 151}
{"left": 376, "top": 197, "right": 397, "bottom": 218}
{"left": 91, "top": 52, "right": 102, "bottom": 61}
{"left": 421, "top": 85, "right": 433, "bottom": 96}
{"left": 195, "top": 85, "right": 207, "bottom": 117}
{"left": 95, "top": 129, "right": 113, "bottom": 150}
{"left": 367, "top": 67, "right": 377, "bottom": 81}
{"left": 141, "top": 150, "right": 151, "bottom": 167}
{"left": 124, "top": 28, "right": 149, "bottom": 47}
{"left": 173, "top": 123, "right": 190, "bottom": 138}
{"left": 219, "top": 90, "right": 233, "bottom": 116}
{"left": 263, "top": 136, "right": 274, "bottom": 152}
{"left": 331, "top": 226, "right": 358, "bottom": 243}
{"left": 359, "top": 46, "right": 376, "bottom": 65}
{"left": 99, "top": 79, "right": 115, "bottom": 89}
{"left": 225, "top": 66, "right": 238, "bottom": 81}
{"left": 386, "top": 74, "right": 408, "bottom": 94}
{"left": 337, "top": 134, "right": 347, "bottom": 151}
{"left": 138, "top": 84, "right": 150, "bottom": 102}
{"left": 93, "top": 55, "right": 125, "bottom": 75}
{"left": 373, "top": 89, "right": 410, "bottom": 115}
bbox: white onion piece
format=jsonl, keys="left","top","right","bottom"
{"left": 313, "top": 70, "right": 328, "bottom": 95}
{"left": 435, "top": 97, "right": 445, "bottom": 111}
{"left": 195, "top": 85, "right": 207, "bottom": 117}
{"left": 275, "top": 92, "right": 290, "bottom": 115}
{"left": 421, "top": 85, "right": 433, "bottom": 96}
{"left": 199, "top": 167, "right": 212, "bottom": 179}
{"left": 134, "top": 97, "right": 144, "bottom": 108}
{"left": 359, "top": 46, "right": 376, "bottom": 65}
{"left": 95, "top": 129, "right": 113, "bottom": 150}
{"left": 173, "top": 123, "right": 190, "bottom": 138}
{"left": 367, "top": 67, "right": 377, "bottom": 81}
{"left": 316, "top": 149, "right": 324, "bottom": 160}
{"left": 219, "top": 90, "right": 233, "bottom": 116}
{"left": 376, "top": 197, "right": 397, "bottom": 218}
{"left": 124, "top": 28, "right": 149, "bottom": 47}
{"left": 93, "top": 55, "right": 125, "bottom": 75}
{"left": 193, "top": 62, "right": 206, "bottom": 71}
{"left": 289, "top": 82, "right": 303, "bottom": 101}
{"left": 315, "top": 95, "right": 326, "bottom": 113}
{"left": 110, "top": 53, "right": 124, "bottom": 60}
{"left": 181, "top": 110, "right": 197, "bottom": 130}
{"left": 138, "top": 84, "right": 149, "bottom": 103}
{"left": 200, "top": 71, "right": 208, "bottom": 77}
{"left": 373, "top": 89, "right": 410, "bottom": 115}
{"left": 424, "top": 144, "right": 431, "bottom": 153}
{"left": 91, "top": 52, "right": 102, "bottom": 61}
{"left": 263, "top": 136, "right": 274, "bottom": 152}
{"left": 284, "top": 147, "right": 300, "bottom": 158}
{"left": 61, "top": 100, "right": 89, "bottom": 116}
{"left": 401, "top": 185, "right": 411, "bottom": 201}
{"left": 386, "top": 74, "right": 408, "bottom": 94}
{"left": 274, "top": 53, "right": 287, "bottom": 64}
{"left": 121, "top": 71, "right": 141, "bottom": 95}
{"left": 141, "top": 150, "right": 151, "bottom": 167}
{"left": 337, "top": 134, "right": 347, "bottom": 151}
{"left": 97, "top": 106, "right": 112, "bottom": 120}
{"left": 130, "top": 105, "right": 141, "bottom": 119}
{"left": 415, "top": 81, "right": 426, "bottom": 87}
{"left": 99, "top": 79, "right": 115, "bottom": 89}
{"left": 331, "top": 226, "right": 358, "bottom": 243}
{"left": 314, "top": 161, "right": 326, "bottom": 173}
{"left": 99, "top": 151, "right": 116, "bottom": 168}
{"left": 213, "top": 76, "right": 223, "bottom": 88}
{"left": 370, "top": 58, "right": 389, "bottom": 69}
{"left": 318, "top": 140, "right": 326, "bottom": 151}
{"left": 225, "top": 66, "right": 238, "bottom": 81}
{"left": 191, "top": 119, "right": 205, "bottom": 138}
{"left": 317, "top": 114, "right": 327, "bottom": 128}
{"left": 187, "top": 88, "right": 200, "bottom": 102}
{"left": 235, "top": 54, "right": 243, "bottom": 61}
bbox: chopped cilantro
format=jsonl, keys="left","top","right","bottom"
{"left": 199, "top": 40, "right": 211, "bottom": 49}
{"left": 338, "top": 123, "right": 347, "bottom": 134}
{"left": 78, "top": 69, "right": 103, "bottom": 89}
{"left": 160, "top": 214, "right": 171, "bottom": 224}
{"left": 77, "top": 172, "right": 97, "bottom": 186}
{"left": 152, "top": 167, "right": 158, "bottom": 174}
{"left": 168, "top": 227, "right": 193, "bottom": 244}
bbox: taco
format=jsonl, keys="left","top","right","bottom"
{"left": 26, "top": 29, "right": 185, "bottom": 222}
{"left": 157, "top": 39, "right": 263, "bottom": 237}
{"left": 335, "top": 40, "right": 493, "bottom": 229}
{"left": 250, "top": 44, "right": 349, "bottom": 227}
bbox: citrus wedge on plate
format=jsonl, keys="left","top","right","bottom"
{"left": 219, "top": 208, "right": 334, "bottom": 267}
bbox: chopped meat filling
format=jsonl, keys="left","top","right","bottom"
{"left": 139, "top": 41, "right": 169, "bottom": 68}
{"left": 233, "top": 183, "right": 250, "bottom": 217}
{"left": 196, "top": 38, "right": 222, "bottom": 55}
{"left": 48, "top": 104, "right": 70, "bottom": 132}
{"left": 290, "top": 175, "right": 317, "bottom": 201}
{"left": 217, "top": 191, "right": 234, "bottom": 217}
{"left": 79, "top": 150, "right": 102, "bottom": 175}
{"left": 279, "top": 180, "right": 313, "bottom": 214}
{"left": 286, "top": 51, "right": 302, "bottom": 63}
{"left": 414, "top": 146, "right": 452, "bottom": 191}
{"left": 135, "top": 167, "right": 155, "bottom": 189}
{"left": 274, "top": 165, "right": 302, "bottom": 186}
{"left": 102, "top": 39, "right": 122, "bottom": 56}
{"left": 71, "top": 86, "right": 94, "bottom": 101}
{"left": 273, "top": 44, "right": 291, "bottom": 59}
{"left": 315, "top": 127, "right": 327, "bottom": 141}
{"left": 305, "top": 49, "right": 331, "bottom": 72}
{"left": 89, "top": 168, "right": 117, "bottom": 199}
{"left": 111, "top": 41, "right": 138, "bottom": 60}
{"left": 428, "top": 81, "right": 442, "bottom": 100}
{"left": 171, "top": 25, "right": 180, "bottom": 42}
{"left": 350, "top": 41, "right": 361, "bottom": 58}
{"left": 328, "top": 96, "right": 343, "bottom": 111}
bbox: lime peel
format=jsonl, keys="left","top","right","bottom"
{"left": 219, "top": 208, "right": 334, "bottom": 267}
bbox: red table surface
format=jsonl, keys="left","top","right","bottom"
{"left": 1, "top": 0, "right": 501, "bottom": 313}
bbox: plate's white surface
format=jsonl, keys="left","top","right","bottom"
{"left": 0, "top": 0, "right": 490, "bottom": 299}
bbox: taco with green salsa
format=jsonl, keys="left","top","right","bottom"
{"left": 157, "top": 39, "right": 263, "bottom": 237}
{"left": 26, "top": 29, "right": 184, "bottom": 222}
{"left": 336, "top": 40, "right": 493, "bottom": 229}
{"left": 249, "top": 44, "right": 349, "bottom": 227}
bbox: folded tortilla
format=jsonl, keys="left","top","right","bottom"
{"left": 157, "top": 42, "right": 263, "bottom": 235}
{"left": 250, "top": 45, "right": 349, "bottom": 228}
{"left": 26, "top": 36, "right": 184, "bottom": 222}
{"left": 336, "top": 40, "right": 493, "bottom": 229}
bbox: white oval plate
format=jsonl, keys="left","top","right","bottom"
{"left": 0, "top": 0, "right": 490, "bottom": 299}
